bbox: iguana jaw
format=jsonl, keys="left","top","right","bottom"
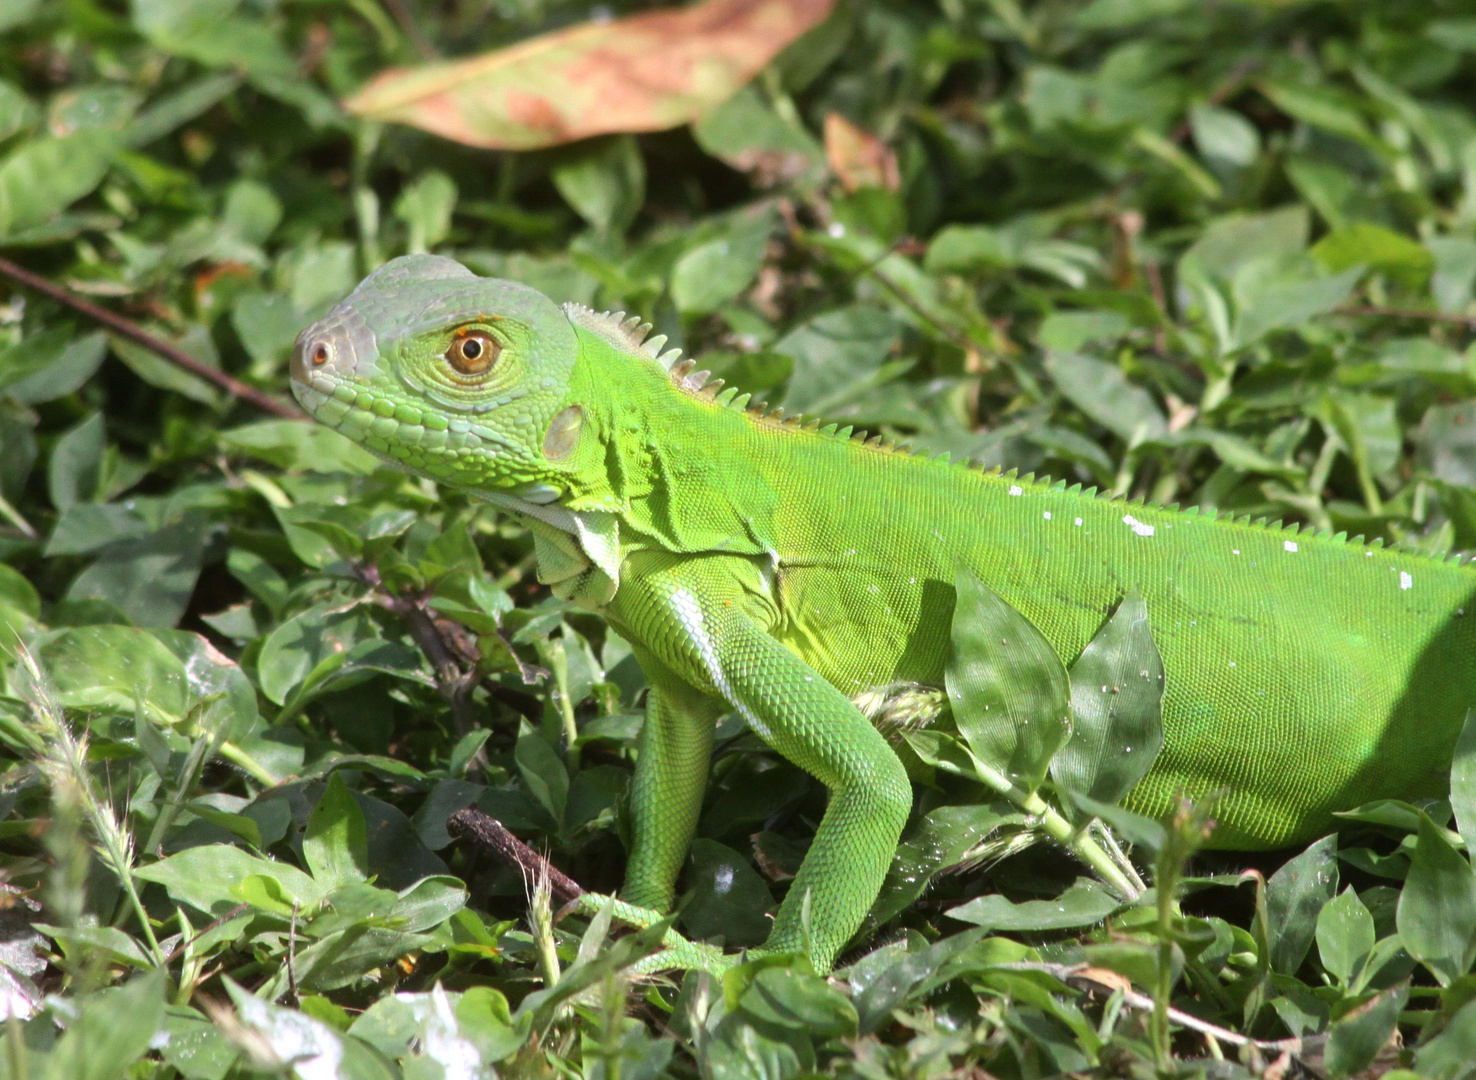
{"left": 289, "top": 313, "right": 521, "bottom": 481}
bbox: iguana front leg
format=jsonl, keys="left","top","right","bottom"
{"left": 609, "top": 550, "right": 913, "bottom": 972}
{"left": 622, "top": 655, "right": 722, "bottom": 912}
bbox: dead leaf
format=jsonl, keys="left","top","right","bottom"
{"left": 344, "top": 0, "right": 835, "bottom": 150}
{"left": 824, "top": 112, "right": 900, "bottom": 192}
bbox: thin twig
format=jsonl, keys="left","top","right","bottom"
{"left": 380, "top": 0, "right": 437, "bottom": 58}
{"left": 356, "top": 561, "right": 545, "bottom": 725}
{"left": 1007, "top": 962, "right": 1304, "bottom": 1055}
{"left": 163, "top": 903, "right": 252, "bottom": 964}
{"left": 356, "top": 563, "right": 482, "bottom": 737}
{"left": 1338, "top": 304, "right": 1476, "bottom": 328}
{"left": 448, "top": 808, "right": 585, "bottom": 904}
{"left": 0, "top": 255, "right": 301, "bottom": 419}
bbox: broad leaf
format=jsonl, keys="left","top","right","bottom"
{"left": 946, "top": 571, "right": 1072, "bottom": 794}
{"left": 1051, "top": 591, "right": 1164, "bottom": 805}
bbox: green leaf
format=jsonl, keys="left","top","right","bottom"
{"left": 41, "top": 969, "right": 167, "bottom": 1080}
{"left": 1418, "top": 997, "right": 1476, "bottom": 1080}
{"left": 1046, "top": 353, "right": 1166, "bottom": 442}
{"left": 109, "top": 328, "right": 224, "bottom": 406}
{"left": 1051, "top": 591, "right": 1164, "bottom": 804}
{"left": 224, "top": 979, "right": 398, "bottom": 1080}
{"left": 45, "top": 503, "right": 150, "bottom": 557}
{"left": 1179, "top": 205, "right": 1309, "bottom": 286}
{"left": 136, "top": 844, "right": 327, "bottom": 917}
{"left": 48, "top": 412, "right": 105, "bottom": 510}
{"left": 158, "top": 1005, "right": 241, "bottom": 1080}
{"left": 0, "top": 331, "right": 106, "bottom": 404}
{"left": 1325, "top": 983, "right": 1406, "bottom": 1079}
{"left": 0, "top": 0, "right": 41, "bottom": 32}
{"left": 1428, "top": 236, "right": 1476, "bottom": 314}
{"left": 513, "top": 725, "right": 568, "bottom": 827}
{"left": 774, "top": 304, "right": 902, "bottom": 415}
{"left": 0, "top": 131, "right": 121, "bottom": 237}
{"left": 126, "top": 72, "right": 240, "bottom": 149}
{"left": 738, "top": 966, "right": 858, "bottom": 1039}
{"left": 230, "top": 292, "right": 311, "bottom": 375}
{"left": 1449, "top": 709, "right": 1476, "bottom": 851}
{"left": 39, "top": 923, "right": 153, "bottom": 970}
{"left": 256, "top": 602, "right": 374, "bottom": 705}
{"left": 1317, "top": 887, "right": 1376, "bottom": 985}
{"left": 551, "top": 135, "right": 644, "bottom": 234}
{"left": 390, "top": 876, "right": 468, "bottom": 932}
{"left": 946, "top": 878, "right": 1122, "bottom": 931}
{"left": 1037, "top": 310, "right": 1131, "bottom": 353}
{"left": 692, "top": 85, "right": 826, "bottom": 186}
{"left": 870, "top": 803, "right": 1010, "bottom": 925}
{"left": 924, "top": 224, "right": 1011, "bottom": 274}
{"left": 1397, "top": 813, "right": 1476, "bottom": 986}
{"left": 1264, "top": 834, "right": 1339, "bottom": 976}
{"left": 394, "top": 170, "right": 458, "bottom": 254}
{"left": 679, "top": 839, "right": 774, "bottom": 948}
{"left": 1259, "top": 81, "right": 1377, "bottom": 146}
{"left": 351, "top": 985, "right": 524, "bottom": 1069}
{"left": 946, "top": 570, "right": 1073, "bottom": 793}
{"left": 671, "top": 207, "right": 775, "bottom": 316}
{"left": 304, "top": 772, "right": 370, "bottom": 891}
{"left": 67, "top": 511, "right": 211, "bottom": 627}
{"left": 1311, "top": 222, "right": 1434, "bottom": 291}
{"left": 1232, "top": 260, "right": 1362, "bottom": 347}
{"left": 1190, "top": 104, "right": 1260, "bottom": 167}
{"left": 37, "top": 624, "right": 191, "bottom": 725}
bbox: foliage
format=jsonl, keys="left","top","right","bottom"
{"left": 3, "top": 0, "right": 1476, "bottom": 1076}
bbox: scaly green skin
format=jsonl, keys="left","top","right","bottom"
{"left": 291, "top": 255, "right": 1476, "bottom": 972}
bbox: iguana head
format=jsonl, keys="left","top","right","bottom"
{"left": 289, "top": 254, "right": 581, "bottom": 492}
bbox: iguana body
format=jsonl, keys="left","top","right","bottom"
{"left": 290, "top": 255, "right": 1476, "bottom": 970}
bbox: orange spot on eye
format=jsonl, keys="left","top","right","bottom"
{"left": 313, "top": 345, "right": 328, "bottom": 365}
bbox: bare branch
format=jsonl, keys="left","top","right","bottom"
{"left": 0, "top": 255, "right": 302, "bottom": 419}
{"left": 448, "top": 808, "right": 585, "bottom": 905}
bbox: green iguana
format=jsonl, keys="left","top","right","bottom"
{"left": 290, "top": 254, "right": 1476, "bottom": 972}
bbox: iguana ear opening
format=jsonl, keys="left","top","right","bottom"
{"left": 543, "top": 405, "right": 583, "bottom": 460}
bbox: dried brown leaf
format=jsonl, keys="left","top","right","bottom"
{"left": 344, "top": 0, "right": 835, "bottom": 150}
{"left": 824, "top": 112, "right": 899, "bottom": 192}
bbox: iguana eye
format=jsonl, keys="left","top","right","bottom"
{"left": 446, "top": 330, "right": 499, "bottom": 375}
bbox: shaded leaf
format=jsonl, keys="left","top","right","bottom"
{"left": 1317, "top": 887, "right": 1376, "bottom": 985}
{"left": 1397, "top": 814, "right": 1476, "bottom": 986}
{"left": 1265, "top": 835, "right": 1339, "bottom": 976}
{"left": 679, "top": 839, "right": 773, "bottom": 948}
{"left": 304, "top": 772, "right": 370, "bottom": 891}
{"left": 1325, "top": 983, "right": 1406, "bottom": 1079}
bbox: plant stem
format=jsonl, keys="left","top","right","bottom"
{"left": 218, "top": 740, "right": 280, "bottom": 787}
{"left": 958, "top": 749, "right": 1142, "bottom": 900}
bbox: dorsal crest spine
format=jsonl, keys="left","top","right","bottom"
{"left": 564, "top": 303, "right": 684, "bottom": 369}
